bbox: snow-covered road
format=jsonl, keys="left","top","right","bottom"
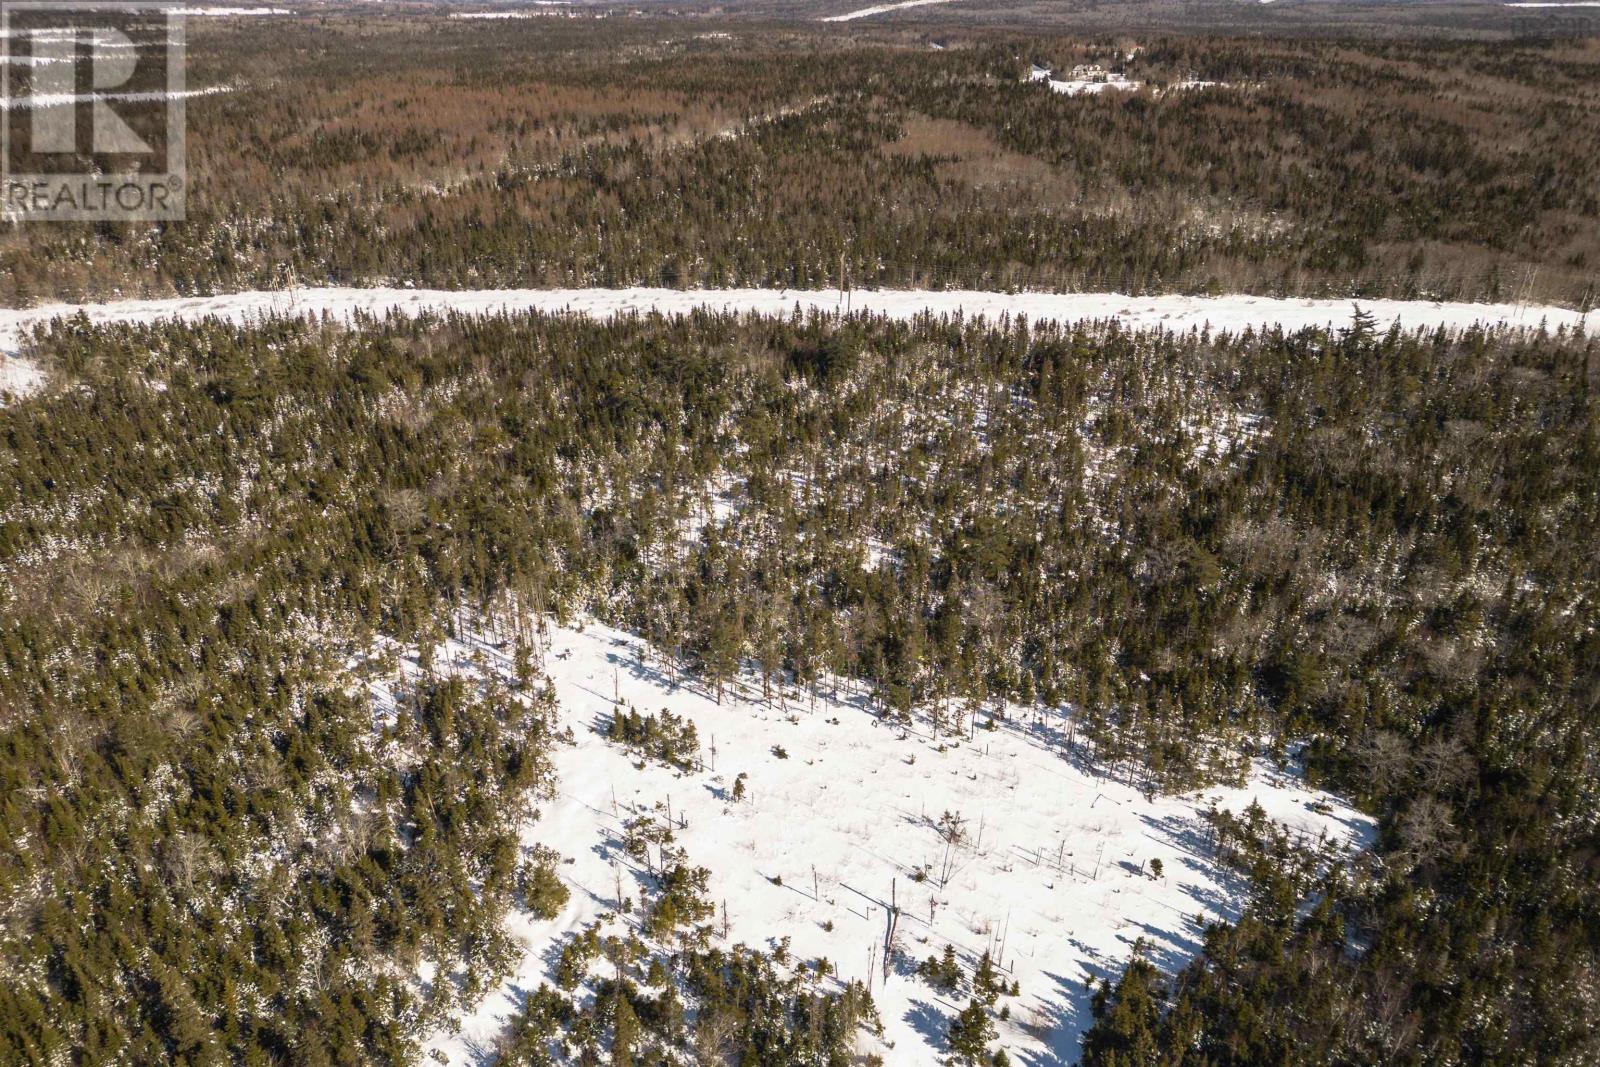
{"left": 820, "top": 0, "right": 962, "bottom": 21}
{"left": 2, "top": 284, "right": 1587, "bottom": 402}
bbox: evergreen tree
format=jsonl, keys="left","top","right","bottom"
{"left": 947, "top": 998, "right": 996, "bottom": 1066}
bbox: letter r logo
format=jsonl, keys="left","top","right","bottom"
{"left": 2, "top": 2, "right": 188, "bottom": 222}
{"left": 31, "top": 28, "right": 151, "bottom": 154}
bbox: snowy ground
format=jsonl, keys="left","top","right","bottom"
{"left": 0, "top": 353, "right": 43, "bottom": 401}
{"left": 821, "top": 0, "right": 961, "bottom": 21}
{"left": 412, "top": 619, "right": 1374, "bottom": 1066}
{"left": 0, "top": 286, "right": 1585, "bottom": 369}
{"left": 1029, "top": 65, "right": 1141, "bottom": 97}
{"left": 0, "top": 285, "right": 1584, "bottom": 408}
{"left": 168, "top": 6, "right": 292, "bottom": 14}
{"left": 0, "top": 85, "right": 233, "bottom": 111}
{"left": 449, "top": 8, "right": 575, "bottom": 19}
{"left": 1028, "top": 66, "right": 1239, "bottom": 97}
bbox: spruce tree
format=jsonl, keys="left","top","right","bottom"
{"left": 947, "top": 998, "right": 995, "bottom": 1066}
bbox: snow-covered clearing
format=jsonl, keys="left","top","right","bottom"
{"left": 1, "top": 285, "right": 1581, "bottom": 408}
{"left": 0, "top": 286, "right": 1585, "bottom": 364}
{"left": 0, "top": 354, "right": 43, "bottom": 401}
{"left": 1, "top": 54, "right": 72, "bottom": 67}
{"left": 821, "top": 0, "right": 960, "bottom": 22}
{"left": 449, "top": 9, "right": 570, "bottom": 19}
{"left": 0, "top": 85, "right": 233, "bottom": 110}
{"left": 1028, "top": 66, "right": 1239, "bottom": 98}
{"left": 407, "top": 619, "right": 1373, "bottom": 1066}
{"left": 168, "top": 6, "right": 292, "bottom": 14}
{"left": 0, "top": 33, "right": 136, "bottom": 51}
{"left": 1029, "top": 65, "right": 1141, "bottom": 97}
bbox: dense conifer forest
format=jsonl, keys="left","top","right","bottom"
{"left": 2, "top": 19, "right": 1598, "bottom": 308}
{"left": 2, "top": 303, "right": 1595, "bottom": 1062}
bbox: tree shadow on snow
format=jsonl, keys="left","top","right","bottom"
{"left": 1123, "top": 917, "right": 1206, "bottom": 977}
{"left": 903, "top": 998, "right": 950, "bottom": 1051}
{"left": 1136, "top": 811, "right": 1213, "bottom": 865}
{"left": 1012, "top": 966, "right": 1107, "bottom": 1067}
{"left": 607, "top": 648, "right": 704, "bottom": 700}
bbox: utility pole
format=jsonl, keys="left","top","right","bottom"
{"left": 999, "top": 909, "right": 1012, "bottom": 972}
{"left": 883, "top": 878, "right": 900, "bottom": 982}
